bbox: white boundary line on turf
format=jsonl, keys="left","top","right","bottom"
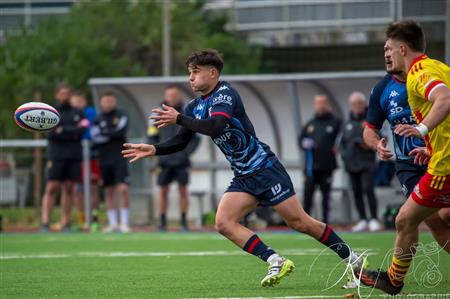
{"left": 186, "top": 295, "right": 450, "bottom": 299}
{"left": 0, "top": 248, "right": 378, "bottom": 260}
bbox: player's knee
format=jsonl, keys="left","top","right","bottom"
{"left": 214, "top": 217, "right": 232, "bottom": 236}
{"left": 118, "top": 183, "right": 128, "bottom": 194}
{"left": 45, "top": 182, "right": 59, "bottom": 196}
{"left": 395, "top": 211, "right": 415, "bottom": 232}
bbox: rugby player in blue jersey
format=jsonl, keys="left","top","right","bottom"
{"left": 363, "top": 41, "right": 450, "bottom": 252}
{"left": 122, "top": 49, "right": 363, "bottom": 287}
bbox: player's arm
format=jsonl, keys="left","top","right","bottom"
{"left": 363, "top": 80, "right": 393, "bottom": 159}
{"left": 396, "top": 72, "right": 450, "bottom": 137}
{"left": 151, "top": 101, "right": 229, "bottom": 137}
{"left": 418, "top": 86, "right": 450, "bottom": 131}
{"left": 122, "top": 126, "right": 195, "bottom": 163}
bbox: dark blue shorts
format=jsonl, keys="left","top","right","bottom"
{"left": 395, "top": 160, "right": 427, "bottom": 198}
{"left": 225, "top": 161, "right": 296, "bottom": 207}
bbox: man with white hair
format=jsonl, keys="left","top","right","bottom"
{"left": 340, "top": 92, "right": 380, "bottom": 232}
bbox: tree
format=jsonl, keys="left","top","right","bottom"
{"left": 0, "top": 0, "right": 261, "bottom": 139}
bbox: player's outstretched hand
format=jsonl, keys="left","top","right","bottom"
{"left": 394, "top": 124, "right": 421, "bottom": 138}
{"left": 376, "top": 138, "right": 393, "bottom": 160}
{"left": 408, "top": 147, "right": 430, "bottom": 166}
{"left": 122, "top": 143, "right": 156, "bottom": 163}
{"left": 150, "top": 104, "right": 180, "bottom": 128}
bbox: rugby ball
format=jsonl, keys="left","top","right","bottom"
{"left": 14, "top": 102, "right": 60, "bottom": 132}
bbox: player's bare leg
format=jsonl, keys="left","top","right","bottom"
{"left": 158, "top": 185, "right": 169, "bottom": 230}
{"left": 60, "top": 181, "right": 74, "bottom": 230}
{"left": 41, "top": 180, "right": 60, "bottom": 231}
{"left": 356, "top": 198, "right": 445, "bottom": 294}
{"left": 423, "top": 212, "right": 450, "bottom": 252}
{"left": 215, "top": 192, "right": 294, "bottom": 287}
{"left": 178, "top": 184, "right": 189, "bottom": 230}
{"left": 118, "top": 183, "right": 130, "bottom": 232}
{"left": 273, "top": 195, "right": 325, "bottom": 238}
{"left": 438, "top": 207, "right": 450, "bottom": 224}
{"left": 104, "top": 185, "right": 118, "bottom": 232}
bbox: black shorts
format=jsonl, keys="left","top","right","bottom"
{"left": 100, "top": 158, "right": 130, "bottom": 187}
{"left": 47, "top": 159, "right": 81, "bottom": 181}
{"left": 157, "top": 167, "right": 189, "bottom": 186}
{"left": 395, "top": 160, "right": 427, "bottom": 198}
{"left": 226, "top": 161, "right": 296, "bottom": 207}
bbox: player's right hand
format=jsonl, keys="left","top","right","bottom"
{"left": 376, "top": 138, "right": 393, "bottom": 160}
{"left": 122, "top": 143, "right": 156, "bottom": 163}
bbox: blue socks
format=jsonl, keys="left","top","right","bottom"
{"left": 243, "top": 234, "right": 276, "bottom": 262}
{"left": 318, "top": 224, "right": 351, "bottom": 260}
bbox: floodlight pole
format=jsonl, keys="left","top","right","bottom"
{"left": 162, "top": 0, "right": 172, "bottom": 76}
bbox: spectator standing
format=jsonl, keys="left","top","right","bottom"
{"left": 41, "top": 84, "right": 86, "bottom": 232}
{"left": 340, "top": 92, "right": 381, "bottom": 232}
{"left": 92, "top": 92, "right": 130, "bottom": 233}
{"left": 298, "top": 95, "right": 341, "bottom": 223}
{"left": 148, "top": 85, "right": 200, "bottom": 231}
{"left": 69, "top": 91, "right": 101, "bottom": 231}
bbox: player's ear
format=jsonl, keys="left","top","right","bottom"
{"left": 399, "top": 44, "right": 407, "bottom": 56}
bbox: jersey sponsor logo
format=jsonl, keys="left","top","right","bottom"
{"left": 389, "top": 90, "right": 400, "bottom": 98}
{"left": 389, "top": 99, "right": 404, "bottom": 115}
{"left": 271, "top": 183, "right": 282, "bottom": 195}
{"left": 212, "top": 93, "right": 233, "bottom": 106}
{"left": 213, "top": 131, "right": 232, "bottom": 145}
{"left": 218, "top": 85, "right": 229, "bottom": 91}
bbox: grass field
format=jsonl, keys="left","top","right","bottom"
{"left": 1, "top": 231, "right": 448, "bottom": 299}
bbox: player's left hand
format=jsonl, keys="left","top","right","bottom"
{"left": 408, "top": 147, "right": 430, "bottom": 166}
{"left": 394, "top": 124, "right": 422, "bottom": 138}
{"left": 150, "top": 104, "right": 180, "bottom": 128}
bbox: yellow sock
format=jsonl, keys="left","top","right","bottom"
{"left": 387, "top": 256, "right": 411, "bottom": 286}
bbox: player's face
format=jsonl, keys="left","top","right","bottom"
{"left": 100, "top": 95, "right": 117, "bottom": 113}
{"left": 70, "top": 95, "right": 87, "bottom": 110}
{"left": 313, "top": 95, "right": 330, "bottom": 116}
{"left": 55, "top": 87, "right": 71, "bottom": 103}
{"left": 384, "top": 39, "right": 406, "bottom": 74}
{"left": 188, "top": 64, "right": 217, "bottom": 94}
{"left": 164, "top": 87, "right": 182, "bottom": 107}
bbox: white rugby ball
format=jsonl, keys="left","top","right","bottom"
{"left": 14, "top": 102, "right": 60, "bottom": 132}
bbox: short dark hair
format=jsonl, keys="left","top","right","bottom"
{"left": 185, "top": 49, "right": 224, "bottom": 73}
{"left": 100, "top": 91, "right": 116, "bottom": 99}
{"left": 165, "top": 84, "right": 180, "bottom": 91}
{"left": 386, "top": 20, "right": 426, "bottom": 52}
{"left": 71, "top": 90, "right": 86, "bottom": 98}
{"left": 55, "top": 83, "right": 71, "bottom": 93}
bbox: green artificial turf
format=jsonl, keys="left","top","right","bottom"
{"left": 1, "top": 232, "right": 448, "bottom": 298}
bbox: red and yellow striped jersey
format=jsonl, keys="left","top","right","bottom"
{"left": 407, "top": 54, "right": 450, "bottom": 176}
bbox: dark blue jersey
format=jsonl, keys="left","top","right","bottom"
{"left": 184, "top": 81, "right": 277, "bottom": 176}
{"left": 366, "top": 74, "right": 425, "bottom": 161}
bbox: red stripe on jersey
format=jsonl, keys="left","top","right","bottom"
{"left": 425, "top": 80, "right": 445, "bottom": 100}
{"left": 408, "top": 54, "right": 428, "bottom": 73}
{"left": 364, "top": 121, "right": 379, "bottom": 129}
{"left": 211, "top": 112, "right": 231, "bottom": 119}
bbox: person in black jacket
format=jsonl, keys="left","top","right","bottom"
{"left": 299, "top": 95, "right": 341, "bottom": 223}
{"left": 92, "top": 92, "right": 130, "bottom": 233}
{"left": 41, "top": 84, "right": 87, "bottom": 232}
{"left": 148, "top": 85, "right": 200, "bottom": 231}
{"left": 340, "top": 92, "right": 380, "bottom": 232}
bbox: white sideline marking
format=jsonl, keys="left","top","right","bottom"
{"left": 186, "top": 295, "right": 450, "bottom": 299}
{"left": 1, "top": 248, "right": 378, "bottom": 260}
